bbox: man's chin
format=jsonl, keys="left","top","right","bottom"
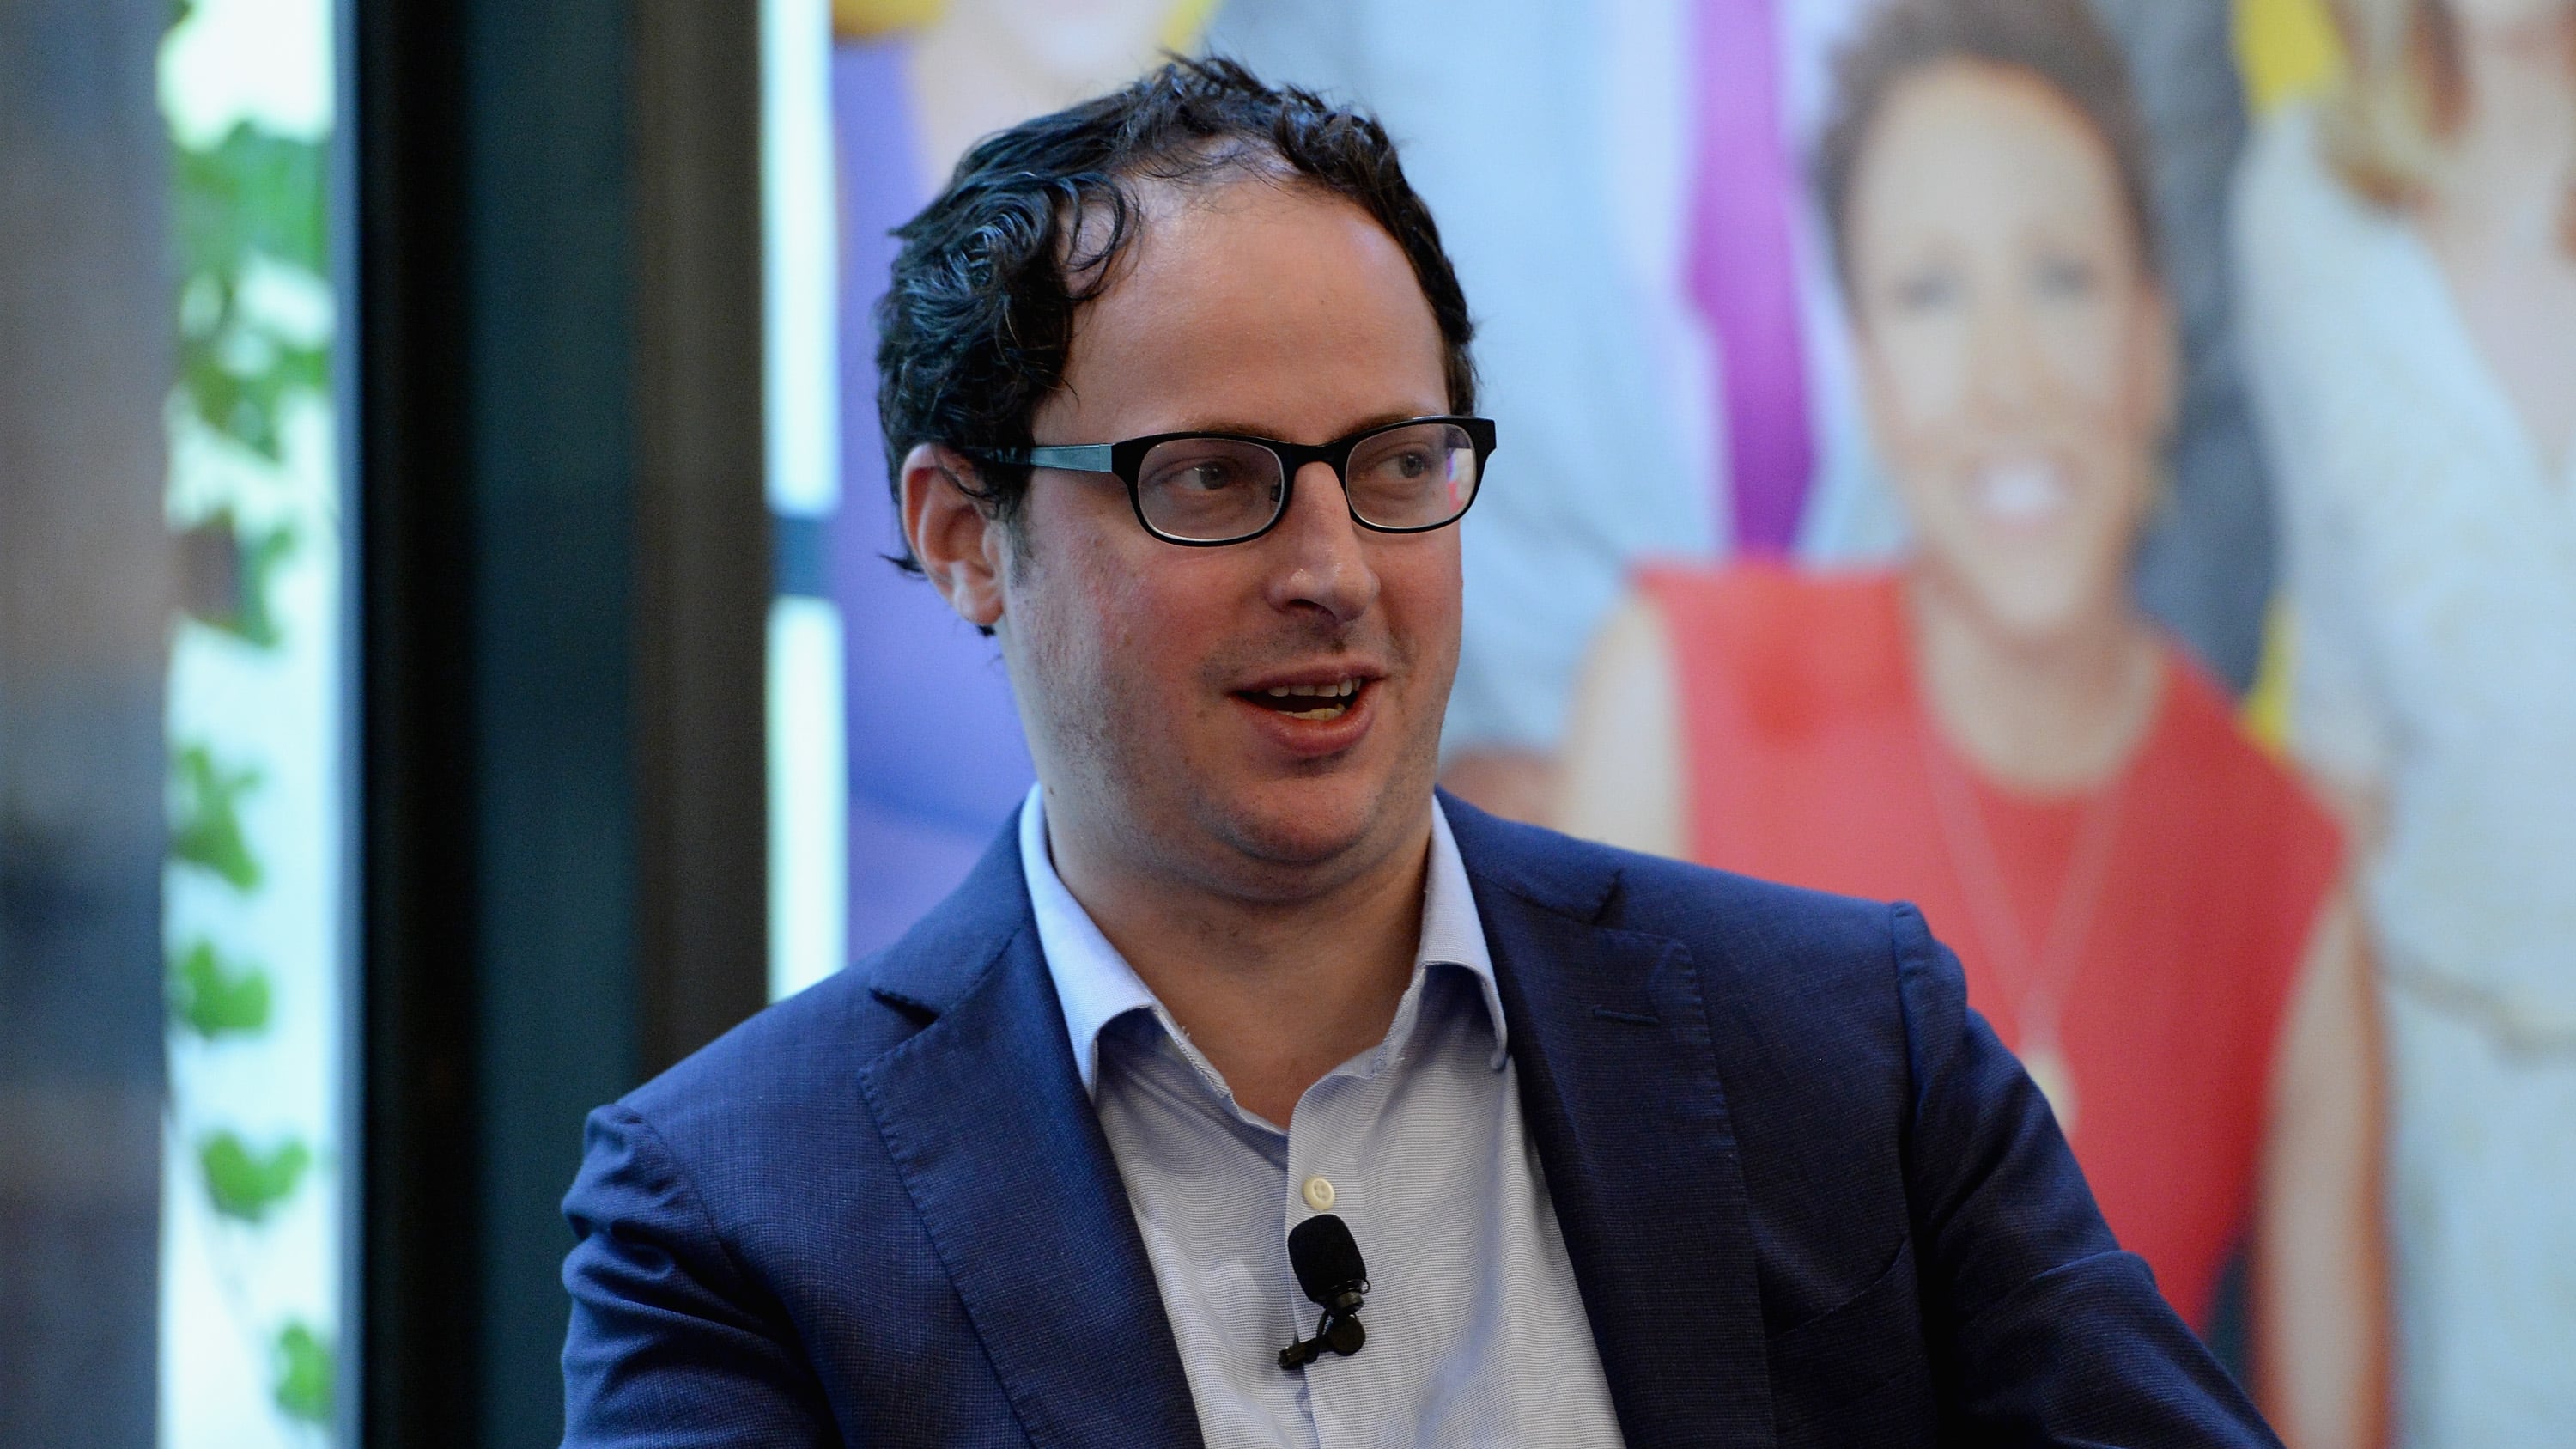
{"left": 1204, "top": 776, "right": 1423, "bottom": 876}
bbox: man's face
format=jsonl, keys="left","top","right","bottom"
{"left": 997, "top": 178, "right": 1461, "bottom": 895}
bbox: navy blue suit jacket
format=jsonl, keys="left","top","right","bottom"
{"left": 562, "top": 795, "right": 2278, "bottom": 1447}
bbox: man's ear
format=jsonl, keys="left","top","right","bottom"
{"left": 900, "top": 441, "right": 1009, "bottom": 630}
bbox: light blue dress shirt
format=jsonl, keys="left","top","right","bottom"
{"left": 1018, "top": 788, "right": 1627, "bottom": 1448}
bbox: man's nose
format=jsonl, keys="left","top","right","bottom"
{"left": 1261, "top": 458, "right": 1381, "bottom": 624}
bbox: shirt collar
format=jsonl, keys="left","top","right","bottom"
{"left": 1018, "top": 784, "right": 1508, "bottom": 1099}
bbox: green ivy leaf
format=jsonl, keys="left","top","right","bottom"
{"left": 228, "top": 519, "right": 297, "bottom": 648}
{"left": 170, "top": 742, "right": 262, "bottom": 890}
{"left": 271, "top": 1322, "right": 334, "bottom": 1425}
{"left": 168, "top": 938, "right": 272, "bottom": 1039}
{"left": 170, "top": 123, "right": 331, "bottom": 460}
{"left": 198, "top": 1132, "right": 309, "bottom": 1222}
{"left": 178, "top": 316, "right": 328, "bottom": 462}
{"left": 173, "top": 123, "right": 325, "bottom": 280}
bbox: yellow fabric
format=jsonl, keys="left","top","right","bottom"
{"left": 833, "top": 0, "right": 1213, "bottom": 47}
{"left": 2239, "top": 600, "right": 2297, "bottom": 758}
{"left": 834, "top": 0, "right": 944, "bottom": 40}
{"left": 2233, "top": 0, "right": 2346, "bottom": 115}
{"left": 1159, "top": 0, "right": 1219, "bottom": 52}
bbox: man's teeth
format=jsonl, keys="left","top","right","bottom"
{"left": 1257, "top": 679, "right": 1359, "bottom": 720}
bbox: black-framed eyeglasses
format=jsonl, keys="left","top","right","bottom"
{"left": 986, "top": 415, "right": 1495, "bottom": 546}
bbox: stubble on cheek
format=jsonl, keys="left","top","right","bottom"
{"left": 1016, "top": 553, "right": 1204, "bottom": 861}
{"left": 1021, "top": 527, "right": 1461, "bottom": 884}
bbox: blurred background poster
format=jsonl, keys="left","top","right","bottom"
{"left": 817, "top": 0, "right": 2576, "bottom": 1441}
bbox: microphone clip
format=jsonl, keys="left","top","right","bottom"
{"left": 1276, "top": 1294, "right": 1368, "bottom": 1371}
{"left": 1277, "top": 1212, "right": 1370, "bottom": 1373}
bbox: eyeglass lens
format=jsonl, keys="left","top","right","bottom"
{"left": 1133, "top": 422, "right": 1481, "bottom": 542}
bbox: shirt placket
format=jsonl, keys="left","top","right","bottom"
{"left": 1282, "top": 1042, "right": 1394, "bottom": 1449}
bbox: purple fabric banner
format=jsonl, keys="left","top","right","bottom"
{"left": 833, "top": 41, "right": 1037, "bottom": 959}
{"left": 1686, "top": 0, "right": 1814, "bottom": 555}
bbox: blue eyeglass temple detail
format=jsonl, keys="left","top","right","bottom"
{"left": 1017, "top": 443, "right": 1115, "bottom": 472}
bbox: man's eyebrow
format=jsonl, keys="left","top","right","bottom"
{"left": 1175, "top": 410, "right": 1443, "bottom": 441}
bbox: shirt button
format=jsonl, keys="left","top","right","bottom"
{"left": 1301, "top": 1175, "right": 1336, "bottom": 1211}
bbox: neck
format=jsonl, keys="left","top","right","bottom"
{"left": 1905, "top": 571, "right": 2161, "bottom": 794}
{"left": 2431, "top": 18, "right": 2576, "bottom": 244}
{"left": 1042, "top": 792, "right": 1432, "bottom": 1128}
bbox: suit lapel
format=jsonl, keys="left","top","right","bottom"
{"left": 1449, "top": 799, "right": 1777, "bottom": 1449}
{"left": 858, "top": 830, "right": 1203, "bottom": 1449}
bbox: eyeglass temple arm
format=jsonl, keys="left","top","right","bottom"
{"left": 999, "top": 444, "right": 1114, "bottom": 472}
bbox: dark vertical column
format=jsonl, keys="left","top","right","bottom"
{"left": 361, "top": 0, "right": 769, "bottom": 1440}
{"left": 0, "top": 2, "right": 174, "bottom": 1446}
{"left": 462, "top": 2, "right": 642, "bottom": 1442}
{"left": 632, "top": 0, "right": 770, "bottom": 1076}
{"left": 355, "top": 0, "right": 482, "bottom": 1440}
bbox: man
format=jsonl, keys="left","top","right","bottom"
{"left": 562, "top": 58, "right": 2277, "bottom": 1447}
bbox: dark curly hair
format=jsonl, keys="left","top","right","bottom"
{"left": 874, "top": 55, "right": 1479, "bottom": 575}
{"left": 1814, "top": 0, "right": 2161, "bottom": 297}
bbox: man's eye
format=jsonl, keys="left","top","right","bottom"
{"left": 1157, "top": 460, "right": 1244, "bottom": 492}
{"left": 1353, "top": 447, "right": 1436, "bottom": 486}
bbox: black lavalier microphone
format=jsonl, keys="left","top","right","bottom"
{"left": 1278, "top": 1213, "right": 1370, "bottom": 1372}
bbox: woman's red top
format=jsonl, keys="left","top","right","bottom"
{"left": 1637, "top": 564, "right": 2341, "bottom": 1326}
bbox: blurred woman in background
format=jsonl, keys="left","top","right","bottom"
{"left": 2236, "top": 0, "right": 2576, "bottom": 1440}
{"left": 1558, "top": 1, "right": 2386, "bottom": 1440}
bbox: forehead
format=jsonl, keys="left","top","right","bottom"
{"left": 1847, "top": 61, "right": 2129, "bottom": 253}
{"left": 1048, "top": 176, "right": 1449, "bottom": 441}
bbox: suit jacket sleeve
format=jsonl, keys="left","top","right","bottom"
{"left": 1889, "top": 903, "right": 2282, "bottom": 1446}
{"left": 561, "top": 1102, "right": 835, "bottom": 1448}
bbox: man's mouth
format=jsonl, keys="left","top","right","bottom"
{"left": 1236, "top": 678, "right": 1364, "bottom": 721}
